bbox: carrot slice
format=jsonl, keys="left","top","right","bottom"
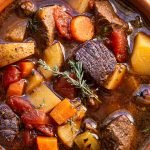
{"left": 70, "top": 16, "right": 94, "bottom": 42}
{"left": 0, "top": 0, "right": 13, "bottom": 13}
{"left": 50, "top": 98, "right": 77, "bottom": 125}
{"left": 7, "top": 80, "right": 25, "bottom": 97}
{"left": 37, "top": 136, "right": 58, "bottom": 150}
{"left": 19, "top": 61, "right": 34, "bottom": 78}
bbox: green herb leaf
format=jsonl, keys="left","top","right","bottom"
{"left": 38, "top": 59, "right": 101, "bottom": 103}
{"left": 142, "top": 128, "right": 150, "bottom": 133}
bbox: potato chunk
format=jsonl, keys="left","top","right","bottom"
{"left": 5, "top": 20, "right": 28, "bottom": 42}
{"left": 131, "top": 32, "right": 150, "bottom": 75}
{"left": 28, "top": 84, "right": 61, "bottom": 113}
{"left": 39, "top": 42, "right": 64, "bottom": 79}
{"left": 68, "top": 0, "right": 90, "bottom": 13}
{"left": 26, "top": 70, "right": 44, "bottom": 94}
{"left": 58, "top": 104, "right": 87, "bottom": 148}
{"left": 0, "top": 42, "right": 35, "bottom": 67}
{"left": 104, "top": 64, "right": 127, "bottom": 90}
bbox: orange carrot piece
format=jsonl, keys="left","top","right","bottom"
{"left": 7, "top": 80, "right": 25, "bottom": 97}
{"left": 37, "top": 136, "right": 58, "bottom": 150}
{"left": 0, "top": 0, "right": 13, "bottom": 13}
{"left": 19, "top": 62, "right": 34, "bottom": 78}
{"left": 70, "top": 16, "right": 94, "bottom": 42}
{"left": 50, "top": 98, "right": 77, "bottom": 125}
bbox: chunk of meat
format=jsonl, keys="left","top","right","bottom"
{"left": 5, "top": 20, "right": 28, "bottom": 42}
{"left": 102, "top": 115, "right": 136, "bottom": 150}
{"left": 54, "top": 73, "right": 77, "bottom": 99}
{"left": 0, "top": 104, "right": 19, "bottom": 146}
{"left": 75, "top": 40, "right": 117, "bottom": 85}
{"left": 54, "top": 6, "right": 72, "bottom": 39}
{"left": 0, "top": 42, "right": 35, "bottom": 68}
{"left": 36, "top": 6, "right": 56, "bottom": 46}
{"left": 94, "top": 0, "right": 128, "bottom": 31}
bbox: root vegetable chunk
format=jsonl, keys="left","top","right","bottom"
{"left": 0, "top": 42, "right": 35, "bottom": 68}
{"left": 37, "top": 137, "right": 58, "bottom": 150}
{"left": 39, "top": 42, "right": 64, "bottom": 80}
{"left": 0, "top": 0, "right": 13, "bottom": 13}
{"left": 131, "top": 32, "right": 150, "bottom": 75}
{"left": 71, "top": 16, "right": 94, "bottom": 42}
{"left": 50, "top": 99, "right": 77, "bottom": 125}
{"left": 28, "top": 84, "right": 61, "bottom": 113}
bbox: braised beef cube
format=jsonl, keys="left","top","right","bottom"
{"left": 75, "top": 40, "right": 117, "bottom": 85}
{"left": 36, "top": 6, "right": 56, "bottom": 46}
{"left": 102, "top": 115, "right": 136, "bottom": 150}
{"left": 5, "top": 20, "right": 28, "bottom": 42}
{"left": 54, "top": 74, "right": 77, "bottom": 99}
{"left": 94, "top": 0, "right": 128, "bottom": 32}
{"left": 0, "top": 104, "right": 19, "bottom": 147}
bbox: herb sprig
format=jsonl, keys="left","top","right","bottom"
{"left": 142, "top": 128, "right": 150, "bottom": 133}
{"left": 38, "top": 59, "right": 101, "bottom": 103}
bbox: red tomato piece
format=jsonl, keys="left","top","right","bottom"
{"left": 7, "top": 96, "right": 32, "bottom": 114}
{"left": 23, "top": 130, "right": 36, "bottom": 147}
{"left": 54, "top": 6, "right": 72, "bottom": 39}
{"left": 21, "top": 109, "right": 48, "bottom": 125}
{"left": 3, "top": 66, "right": 21, "bottom": 89}
{"left": 35, "top": 125, "right": 54, "bottom": 137}
{"left": 19, "top": 61, "right": 34, "bottom": 78}
{"left": 111, "top": 28, "right": 128, "bottom": 62}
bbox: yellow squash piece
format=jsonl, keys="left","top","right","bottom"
{"left": 28, "top": 84, "right": 61, "bottom": 113}
{"left": 74, "top": 132, "right": 100, "bottom": 150}
{"left": 131, "top": 32, "right": 150, "bottom": 75}
{"left": 104, "top": 64, "right": 127, "bottom": 90}
{"left": 26, "top": 70, "right": 44, "bottom": 94}
{"left": 39, "top": 42, "right": 64, "bottom": 79}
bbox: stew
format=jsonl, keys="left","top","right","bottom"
{"left": 0, "top": 0, "right": 150, "bottom": 150}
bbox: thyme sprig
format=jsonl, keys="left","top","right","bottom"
{"left": 142, "top": 128, "right": 150, "bottom": 133}
{"left": 38, "top": 59, "right": 101, "bottom": 103}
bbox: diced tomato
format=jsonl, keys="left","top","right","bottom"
{"left": 3, "top": 66, "right": 21, "bottom": 89}
{"left": 54, "top": 73, "right": 77, "bottom": 99}
{"left": 23, "top": 130, "right": 36, "bottom": 147}
{"left": 19, "top": 61, "right": 34, "bottom": 78}
{"left": 21, "top": 109, "right": 48, "bottom": 125}
{"left": 7, "top": 96, "right": 32, "bottom": 114}
{"left": 54, "top": 6, "right": 72, "bottom": 39}
{"left": 35, "top": 125, "right": 54, "bottom": 137}
{"left": 7, "top": 79, "right": 25, "bottom": 97}
{"left": 111, "top": 28, "right": 128, "bottom": 62}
